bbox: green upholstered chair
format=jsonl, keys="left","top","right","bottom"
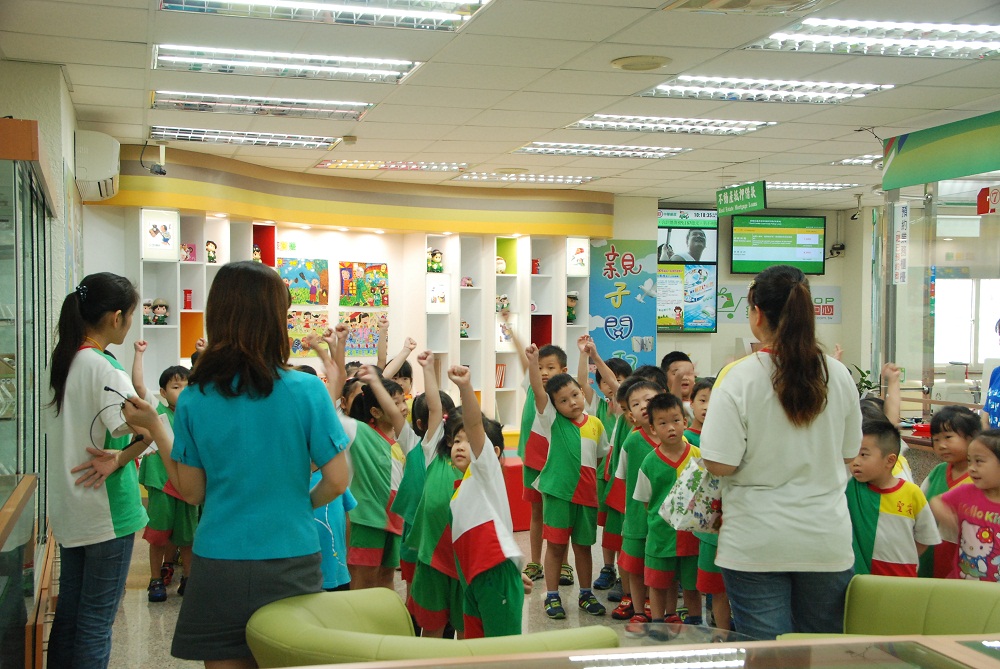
{"left": 246, "top": 588, "right": 620, "bottom": 667}
{"left": 779, "top": 574, "right": 1000, "bottom": 639}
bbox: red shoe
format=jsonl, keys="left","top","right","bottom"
{"left": 663, "top": 613, "right": 683, "bottom": 624}
{"left": 160, "top": 562, "right": 174, "bottom": 587}
{"left": 644, "top": 599, "right": 652, "bottom": 619}
{"left": 611, "top": 597, "right": 634, "bottom": 620}
{"left": 624, "top": 613, "right": 652, "bottom": 636}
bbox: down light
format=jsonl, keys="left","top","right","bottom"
{"left": 640, "top": 75, "right": 893, "bottom": 104}
{"left": 570, "top": 114, "right": 776, "bottom": 135}
{"left": 160, "top": 0, "right": 489, "bottom": 32}
{"left": 750, "top": 18, "right": 1000, "bottom": 59}
{"left": 314, "top": 159, "right": 467, "bottom": 171}
{"left": 454, "top": 172, "right": 597, "bottom": 184}
{"left": 151, "top": 126, "right": 339, "bottom": 149}
{"left": 832, "top": 154, "right": 882, "bottom": 166}
{"left": 153, "top": 45, "right": 419, "bottom": 83}
{"left": 763, "top": 181, "right": 861, "bottom": 191}
{"left": 515, "top": 142, "right": 689, "bottom": 159}
{"left": 153, "top": 91, "right": 373, "bottom": 121}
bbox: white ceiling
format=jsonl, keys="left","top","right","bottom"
{"left": 2, "top": 0, "right": 1000, "bottom": 210}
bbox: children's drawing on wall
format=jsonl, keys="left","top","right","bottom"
{"left": 287, "top": 308, "right": 330, "bottom": 358}
{"left": 278, "top": 258, "right": 330, "bottom": 306}
{"left": 338, "top": 311, "right": 382, "bottom": 357}
{"left": 338, "top": 262, "right": 390, "bottom": 308}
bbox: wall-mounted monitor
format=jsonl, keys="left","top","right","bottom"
{"left": 731, "top": 215, "right": 826, "bottom": 275}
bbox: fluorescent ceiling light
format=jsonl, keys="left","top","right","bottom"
{"left": 570, "top": 114, "right": 776, "bottom": 135}
{"left": 750, "top": 18, "right": 1000, "bottom": 59}
{"left": 152, "top": 91, "right": 373, "bottom": 121}
{"left": 153, "top": 45, "right": 418, "bottom": 83}
{"left": 160, "top": 0, "right": 489, "bottom": 32}
{"left": 740, "top": 181, "right": 861, "bottom": 191}
{"left": 641, "top": 75, "right": 893, "bottom": 104}
{"left": 315, "top": 159, "right": 468, "bottom": 171}
{"left": 515, "top": 142, "right": 689, "bottom": 159}
{"left": 454, "top": 172, "right": 597, "bottom": 184}
{"left": 151, "top": 126, "right": 339, "bottom": 149}
{"left": 833, "top": 154, "right": 882, "bottom": 166}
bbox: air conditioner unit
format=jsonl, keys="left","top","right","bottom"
{"left": 75, "top": 130, "right": 120, "bottom": 201}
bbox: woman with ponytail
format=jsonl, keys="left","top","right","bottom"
{"left": 700, "top": 265, "right": 862, "bottom": 640}
{"left": 46, "top": 272, "right": 150, "bottom": 668}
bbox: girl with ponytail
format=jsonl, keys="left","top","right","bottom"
{"left": 699, "top": 265, "right": 862, "bottom": 641}
{"left": 46, "top": 272, "right": 149, "bottom": 668}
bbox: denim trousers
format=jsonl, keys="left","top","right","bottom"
{"left": 47, "top": 535, "right": 134, "bottom": 669}
{"left": 721, "top": 567, "right": 854, "bottom": 640}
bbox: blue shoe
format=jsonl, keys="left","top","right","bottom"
{"left": 147, "top": 578, "right": 167, "bottom": 603}
{"left": 683, "top": 615, "right": 703, "bottom": 626}
{"left": 579, "top": 592, "right": 606, "bottom": 616}
{"left": 607, "top": 577, "right": 624, "bottom": 602}
{"left": 545, "top": 594, "right": 566, "bottom": 620}
{"left": 593, "top": 566, "right": 616, "bottom": 590}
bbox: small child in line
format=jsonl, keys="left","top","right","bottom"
{"left": 131, "top": 341, "right": 198, "bottom": 602}
{"left": 846, "top": 419, "right": 940, "bottom": 577}
{"left": 930, "top": 429, "right": 1000, "bottom": 580}
{"left": 448, "top": 364, "right": 531, "bottom": 638}
{"left": 919, "top": 405, "right": 980, "bottom": 578}
{"left": 526, "top": 344, "right": 610, "bottom": 620}
{"left": 633, "top": 393, "right": 701, "bottom": 626}
{"left": 684, "top": 379, "right": 713, "bottom": 446}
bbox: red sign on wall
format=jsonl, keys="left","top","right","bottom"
{"left": 978, "top": 186, "right": 999, "bottom": 214}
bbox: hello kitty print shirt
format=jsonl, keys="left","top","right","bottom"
{"left": 941, "top": 484, "right": 1000, "bottom": 582}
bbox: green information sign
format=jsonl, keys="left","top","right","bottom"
{"left": 716, "top": 181, "right": 767, "bottom": 216}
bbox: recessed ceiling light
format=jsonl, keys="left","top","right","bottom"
{"left": 300, "top": 225, "right": 311, "bottom": 230}
{"left": 662, "top": 0, "right": 827, "bottom": 13}
{"left": 153, "top": 45, "right": 419, "bottom": 84}
{"left": 160, "top": 0, "right": 489, "bottom": 32}
{"left": 442, "top": 231, "right": 452, "bottom": 236}
{"left": 729, "top": 181, "right": 859, "bottom": 191}
{"left": 832, "top": 154, "right": 882, "bottom": 166}
{"left": 750, "top": 18, "right": 1000, "bottom": 59}
{"left": 213, "top": 213, "right": 228, "bottom": 218}
{"left": 943, "top": 237, "right": 954, "bottom": 241}
{"left": 514, "top": 142, "right": 689, "bottom": 159}
{"left": 610, "top": 55, "right": 671, "bottom": 71}
{"left": 454, "top": 172, "right": 598, "bottom": 184}
{"left": 373, "top": 229, "right": 385, "bottom": 235}
{"left": 640, "top": 75, "right": 893, "bottom": 104}
{"left": 337, "top": 227, "right": 350, "bottom": 232}
{"left": 151, "top": 126, "right": 339, "bottom": 149}
{"left": 314, "top": 159, "right": 467, "bottom": 171}
{"left": 511, "top": 234, "right": 522, "bottom": 238}
{"left": 152, "top": 91, "right": 374, "bottom": 121}
{"left": 570, "top": 114, "right": 776, "bottom": 135}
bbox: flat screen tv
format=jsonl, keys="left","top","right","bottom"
{"left": 731, "top": 214, "right": 826, "bottom": 275}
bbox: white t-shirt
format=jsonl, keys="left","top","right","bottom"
{"left": 700, "top": 352, "right": 861, "bottom": 572}
{"left": 45, "top": 348, "right": 148, "bottom": 548}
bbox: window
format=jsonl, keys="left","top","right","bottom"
{"left": 934, "top": 278, "right": 1000, "bottom": 366}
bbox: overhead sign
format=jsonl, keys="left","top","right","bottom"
{"left": 893, "top": 203, "right": 909, "bottom": 285}
{"left": 716, "top": 181, "right": 766, "bottom": 216}
{"left": 978, "top": 186, "right": 999, "bottom": 215}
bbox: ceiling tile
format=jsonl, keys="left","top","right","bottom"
{"left": 559, "top": 44, "right": 727, "bottom": 77}
{"left": 464, "top": 0, "right": 649, "bottom": 42}
{"left": 0, "top": 32, "right": 147, "bottom": 68}
{"left": 403, "top": 62, "right": 548, "bottom": 91}
{"left": 63, "top": 64, "right": 147, "bottom": 90}
{"left": 466, "top": 109, "right": 586, "bottom": 128}
{"left": 683, "top": 49, "right": 849, "bottom": 79}
{"left": 383, "top": 85, "right": 511, "bottom": 109}
{"left": 0, "top": 0, "right": 148, "bottom": 40}
{"left": 810, "top": 0, "right": 999, "bottom": 21}
{"left": 606, "top": 12, "right": 792, "bottom": 49}
{"left": 442, "top": 125, "right": 550, "bottom": 143}
{"left": 353, "top": 122, "right": 454, "bottom": 142}
{"left": 75, "top": 104, "right": 144, "bottom": 125}
{"left": 72, "top": 86, "right": 147, "bottom": 108}
{"left": 524, "top": 70, "right": 674, "bottom": 97}
{"left": 432, "top": 34, "right": 589, "bottom": 69}
{"left": 78, "top": 121, "right": 144, "bottom": 141}
{"left": 360, "top": 104, "right": 483, "bottom": 126}
{"left": 147, "top": 109, "right": 256, "bottom": 132}
{"left": 492, "top": 92, "right": 622, "bottom": 114}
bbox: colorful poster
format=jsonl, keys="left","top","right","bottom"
{"left": 682, "top": 265, "right": 717, "bottom": 332}
{"left": 287, "top": 308, "right": 330, "bottom": 358}
{"left": 656, "top": 265, "right": 684, "bottom": 330}
{"left": 589, "top": 239, "right": 657, "bottom": 371}
{"left": 278, "top": 258, "right": 330, "bottom": 306}
{"left": 338, "top": 311, "right": 382, "bottom": 357}
{"left": 339, "top": 262, "right": 389, "bottom": 308}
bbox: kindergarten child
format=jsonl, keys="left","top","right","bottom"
{"left": 526, "top": 344, "right": 610, "bottom": 619}
{"left": 919, "top": 405, "right": 981, "bottom": 578}
{"left": 632, "top": 393, "right": 701, "bottom": 626}
{"left": 131, "top": 341, "right": 198, "bottom": 602}
{"left": 606, "top": 379, "right": 665, "bottom": 623}
{"left": 846, "top": 419, "right": 940, "bottom": 577}
{"left": 448, "top": 365, "right": 530, "bottom": 637}
{"left": 312, "top": 471, "right": 357, "bottom": 591}
{"left": 930, "top": 429, "right": 1000, "bottom": 580}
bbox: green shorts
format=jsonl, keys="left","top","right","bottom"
{"left": 645, "top": 554, "right": 698, "bottom": 591}
{"left": 619, "top": 537, "right": 647, "bottom": 574}
{"left": 698, "top": 540, "right": 720, "bottom": 574}
{"left": 464, "top": 559, "right": 524, "bottom": 638}
{"left": 541, "top": 494, "right": 597, "bottom": 546}
{"left": 348, "top": 524, "right": 401, "bottom": 568}
{"left": 407, "top": 562, "right": 464, "bottom": 632}
{"left": 143, "top": 488, "right": 198, "bottom": 547}
{"left": 522, "top": 466, "right": 542, "bottom": 503}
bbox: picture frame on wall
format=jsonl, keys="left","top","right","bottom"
{"left": 426, "top": 273, "right": 451, "bottom": 314}
{"left": 495, "top": 313, "right": 517, "bottom": 352}
{"left": 140, "top": 208, "right": 179, "bottom": 261}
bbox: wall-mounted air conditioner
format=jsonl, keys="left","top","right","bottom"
{"left": 75, "top": 130, "right": 120, "bottom": 201}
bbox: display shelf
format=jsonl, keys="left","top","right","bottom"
{"left": 252, "top": 223, "right": 276, "bottom": 267}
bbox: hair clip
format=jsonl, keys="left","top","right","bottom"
{"left": 75, "top": 284, "right": 89, "bottom": 302}
{"left": 747, "top": 279, "right": 756, "bottom": 292}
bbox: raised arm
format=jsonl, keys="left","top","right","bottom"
{"left": 448, "top": 365, "right": 486, "bottom": 458}
{"left": 357, "top": 365, "right": 405, "bottom": 437}
{"left": 525, "top": 344, "right": 547, "bottom": 413}
{"left": 307, "top": 329, "right": 343, "bottom": 405}
{"left": 881, "top": 362, "right": 902, "bottom": 426}
{"left": 589, "top": 342, "right": 621, "bottom": 407}
{"left": 416, "top": 350, "right": 443, "bottom": 439}
{"left": 376, "top": 313, "right": 389, "bottom": 368}
{"left": 577, "top": 335, "right": 595, "bottom": 403}
{"left": 122, "top": 396, "right": 206, "bottom": 505}
{"left": 383, "top": 337, "right": 417, "bottom": 380}
{"left": 131, "top": 340, "right": 149, "bottom": 400}
{"left": 501, "top": 308, "right": 529, "bottom": 371}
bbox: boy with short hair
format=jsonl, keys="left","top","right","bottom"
{"left": 847, "top": 420, "right": 940, "bottom": 577}
{"left": 527, "top": 344, "right": 609, "bottom": 620}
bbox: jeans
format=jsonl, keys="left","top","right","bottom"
{"left": 721, "top": 567, "right": 853, "bottom": 640}
{"left": 47, "top": 535, "right": 134, "bottom": 669}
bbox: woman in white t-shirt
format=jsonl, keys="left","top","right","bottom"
{"left": 700, "top": 265, "right": 862, "bottom": 640}
{"left": 46, "top": 273, "right": 150, "bottom": 668}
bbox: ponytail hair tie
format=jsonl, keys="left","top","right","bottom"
{"left": 75, "top": 284, "right": 89, "bottom": 302}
